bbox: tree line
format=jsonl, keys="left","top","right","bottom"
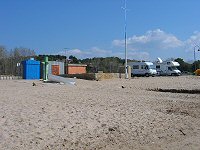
{"left": 35, "top": 55, "right": 200, "bottom": 73}
{"left": 0, "top": 45, "right": 200, "bottom": 76}
{"left": 0, "top": 46, "right": 35, "bottom": 76}
{"left": 34, "top": 55, "right": 126, "bottom": 73}
{"left": 174, "top": 58, "right": 200, "bottom": 73}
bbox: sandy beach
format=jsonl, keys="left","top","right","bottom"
{"left": 0, "top": 76, "right": 200, "bottom": 150}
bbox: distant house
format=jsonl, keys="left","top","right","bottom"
{"left": 66, "top": 64, "right": 87, "bottom": 74}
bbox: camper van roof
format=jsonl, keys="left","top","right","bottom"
{"left": 157, "top": 57, "right": 163, "bottom": 63}
{"left": 145, "top": 62, "right": 154, "bottom": 65}
{"left": 171, "top": 61, "right": 180, "bottom": 66}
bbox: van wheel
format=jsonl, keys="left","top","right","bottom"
{"left": 131, "top": 73, "right": 134, "bottom": 77}
{"left": 145, "top": 73, "right": 149, "bottom": 77}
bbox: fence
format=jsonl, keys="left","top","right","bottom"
{"left": 0, "top": 75, "right": 22, "bottom": 80}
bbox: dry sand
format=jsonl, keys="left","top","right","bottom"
{"left": 0, "top": 76, "right": 200, "bottom": 150}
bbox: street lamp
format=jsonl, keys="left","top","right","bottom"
{"left": 64, "top": 48, "right": 70, "bottom": 60}
{"left": 194, "top": 45, "right": 200, "bottom": 71}
{"left": 122, "top": 0, "right": 128, "bottom": 79}
{"left": 64, "top": 48, "right": 70, "bottom": 74}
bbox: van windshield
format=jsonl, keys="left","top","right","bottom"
{"left": 171, "top": 66, "right": 178, "bottom": 70}
{"left": 148, "top": 65, "right": 155, "bottom": 69}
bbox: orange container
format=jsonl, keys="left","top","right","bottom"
{"left": 52, "top": 65, "right": 60, "bottom": 75}
{"left": 195, "top": 69, "right": 200, "bottom": 76}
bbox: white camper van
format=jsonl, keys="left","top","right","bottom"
{"left": 128, "top": 62, "right": 157, "bottom": 77}
{"left": 154, "top": 58, "right": 181, "bottom": 76}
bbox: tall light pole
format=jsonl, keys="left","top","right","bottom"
{"left": 64, "top": 48, "right": 70, "bottom": 74}
{"left": 194, "top": 45, "right": 200, "bottom": 71}
{"left": 64, "top": 48, "right": 70, "bottom": 60}
{"left": 122, "top": 0, "right": 128, "bottom": 79}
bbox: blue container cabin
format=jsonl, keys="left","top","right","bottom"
{"left": 22, "top": 58, "right": 41, "bottom": 79}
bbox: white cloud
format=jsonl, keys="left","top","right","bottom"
{"left": 57, "top": 47, "right": 113, "bottom": 59}
{"left": 128, "top": 51, "right": 150, "bottom": 61}
{"left": 56, "top": 29, "right": 200, "bottom": 61}
{"left": 112, "top": 29, "right": 184, "bottom": 50}
{"left": 90, "top": 47, "right": 112, "bottom": 56}
{"left": 184, "top": 31, "right": 200, "bottom": 51}
{"left": 57, "top": 47, "right": 150, "bottom": 60}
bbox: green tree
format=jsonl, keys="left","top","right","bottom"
{"left": 69, "top": 55, "right": 79, "bottom": 64}
{"left": 80, "top": 57, "right": 125, "bottom": 73}
{"left": 35, "top": 55, "right": 66, "bottom": 62}
{"left": 192, "top": 60, "right": 200, "bottom": 71}
{"left": 174, "top": 58, "right": 192, "bottom": 72}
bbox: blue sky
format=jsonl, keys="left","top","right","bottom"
{"left": 1, "top": 0, "right": 200, "bottom": 61}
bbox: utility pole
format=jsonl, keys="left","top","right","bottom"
{"left": 122, "top": 0, "right": 128, "bottom": 79}
{"left": 64, "top": 48, "right": 69, "bottom": 62}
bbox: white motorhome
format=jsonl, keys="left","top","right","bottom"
{"left": 127, "top": 61, "right": 157, "bottom": 77}
{"left": 154, "top": 58, "right": 181, "bottom": 76}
